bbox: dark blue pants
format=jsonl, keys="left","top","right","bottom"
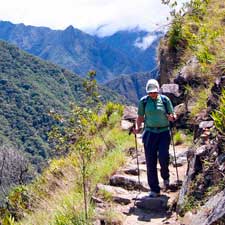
{"left": 142, "top": 130, "right": 171, "bottom": 193}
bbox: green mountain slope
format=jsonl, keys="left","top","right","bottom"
{"left": 0, "top": 40, "right": 127, "bottom": 171}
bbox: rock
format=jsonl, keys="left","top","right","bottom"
{"left": 110, "top": 174, "right": 149, "bottom": 192}
{"left": 189, "top": 189, "right": 225, "bottom": 225}
{"left": 122, "top": 166, "right": 139, "bottom": 176}
{"left": 177, "top": 144, "right": 212, "bottom": 215}
{"left": 174, "top": 57, "right": 207, "bottom": 88}
{"left": 121, "top": 120, "right": 133, "bottom": 130}
{"left": 196, "top": 145, "right": 209, "bottom": 156}
{"left": 122, "top": 106, "right": 137, "bottom": 121}
{"left": 170, "top": 149, "right": 188, "bottom": 167}
{"left": 207, "top": 76, "right": 225, "bottom": 112}
{"left": 96, "top": 184, "right": 132, "bottom": 205}
{"left": 173, "top": 103, "right": 190, "bottom": 129}
{"left": 161, "top": 84, "right": 181, "bottom": 97}
{"left": 199, "top": 121, "right": 214, "bottom": 129}
{"left": 136, "top": 195, "right": 168, "bottom": 210}
{"left": 216, "top": 153, "right": 225, "bottom": 172}
{"left": 131, "top": 155, "right": 146, "bottom": 164}
{"left": 182, "top": 211, "right": 194, "bottom": 225}
{"left": 137, "top": 155, "right": 146, "bottom": 164}
{"left": 122, "top": 164, "right": 147, "bottom": 175}
{"left": 216, "top": 153, "right": 225, "bottom": 165}
{"left": 174, "top": 103, "right": 187, "bottom": 116}
{"left": 176, "top": 151, "right": 198, "bottom": 215}
{"left": 91, "top": 196, "right": 104, "bottom": 204}
{"left": 100, "top": 217, "right": 123, "bottom": 225}
{"left": 93, "top": 219, "right": 101, "bottom": 225}
{"left": 172, "top": 156, "right": 187, "bottom": 167}
{"left": 161, "top": 83, "right": 183, "bottom": 106}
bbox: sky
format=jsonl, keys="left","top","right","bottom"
{"left": 0, "top": 0, "right": 175, "bottom": 36}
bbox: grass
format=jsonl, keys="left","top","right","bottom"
{"left": 12, "top": 114, "right": 133, "bottom": 225}
{"left": 211, "top": 89, "right": 225, "bottom": 134}
{"left": 190, "top": 87, "right": 211, "bottom": 118}
{"left": 99, "top": 207, "right": 124, "bottom": 225}
{"left": 166, "top": 0, "right": 225, "bottom": 82}
{"left": 173, "top": 130, "right": 184, "bottom": 145}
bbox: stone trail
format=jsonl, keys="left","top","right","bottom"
{"left": 94, "top": 136, "right": 188, "bottom": 225}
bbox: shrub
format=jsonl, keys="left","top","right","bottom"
{"left": 211, "top": 89, "right": 225, "bottom": 134}
{"left": 190, "top": 88, "right": 210, "bottom": 117}
{"left": 173, "top": 131, "right": 184, "bottom": 145}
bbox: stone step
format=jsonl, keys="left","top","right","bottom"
{"left": 96, "top": 183, "right": 132, "bottom": 205}
{"left": 110, "top": 174, "right": 150, "bottom": 192}
{"left": 135, "top": 194, "right": 169, "bottom": 211}
{"left": 122, "top": 165, "right": 146, "bottom": 176}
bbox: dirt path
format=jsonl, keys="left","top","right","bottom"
{"left": 96, "top": 136, "right": 189, "bottom": 225}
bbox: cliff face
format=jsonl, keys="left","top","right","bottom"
{"left": 158, "top": 0, "right": 225, "bottom": 223}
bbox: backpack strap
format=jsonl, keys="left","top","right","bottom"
{"left": 161, "top": 95, "right": 173, "bottom": 128}
{"left": 160, "top": 95, "right": 169, "bottom": 115}
{"left": 142, "top": 95, "right": 149, "bottom": 110}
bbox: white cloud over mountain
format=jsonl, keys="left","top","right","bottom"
{"left": 0, "top": 0, "right": 188, "bottom": 36}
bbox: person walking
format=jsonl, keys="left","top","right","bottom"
{"left": 133, "top": 79, "right": 176, "bottom": 197}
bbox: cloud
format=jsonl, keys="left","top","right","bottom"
{"left": 134, "top": 35, "right": 157, "bottom": 50}
{"left": 0, "top": 0, "right": 176, "bottom": 36}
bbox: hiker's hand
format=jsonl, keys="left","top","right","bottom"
{"left": 167, "top": 114, "right": 177, "bottom": 122}
{"left": 132, "top": 128, "right": 141, "bottom": 134}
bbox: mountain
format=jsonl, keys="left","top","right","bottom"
{"left": 100, "top": 29, "right": 162, "bottom": 72}
{"left": 105, "top": 70, "right": 158, "bottom": 104}
{"left": 0, "top": 21, "right": 163, "bottom": 83}
{"left": 0, "top": 40, "right": 126, "bottom": 172}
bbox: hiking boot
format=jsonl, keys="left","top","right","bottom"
{"left": 163, "top": 179, "right": 170, "bottom": 189}
{"left": 149, "top": 191, "right": 160, "bottom": 198}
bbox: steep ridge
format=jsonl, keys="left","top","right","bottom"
{"left": 0, "top": 40, "right": 126, "bottom": 173}
{"left": 0, "top": 21, "right": 163, "bottom": 82}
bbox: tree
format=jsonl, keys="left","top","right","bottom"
{"left": 49, "top": 71, "right": 102, "bottom": 223}
{"left": 0, "top": 144, "right": 34, "bottom": 198}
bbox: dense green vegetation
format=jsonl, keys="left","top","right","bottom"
{"left": 0, "top": 102, "right": 134, "bottom": 225}
{"left": 0, "top": 40, "right": 127, "bottom": 173}
{"left": 162, "top": 0, "right": 225, "bottom": 117}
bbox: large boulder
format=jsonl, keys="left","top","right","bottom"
{"left": 176, "top": 145, "right": 210, "bottom": 215}
{"left": 174, "top": 57, "right": 208, "bottom": 89}
{"left": 122, "top": 106, "right": 137, "bottom": 121}
{"left": 174, "top": 103, "right": 189, "bottom": 128}
{"left": 189, "top": 189, "right": 225, "bottom": 225}
{"left": 161, "top": 83, "right": 183, "bottom": 106}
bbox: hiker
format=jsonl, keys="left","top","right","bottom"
{"left": 133, "top": 79, "right": 177, "bottom": 197}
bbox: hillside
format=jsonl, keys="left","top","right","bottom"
{"left": 157, "top": 0, "right": 225, "bottom": 223}
{"left": 0, "top": 40, "right": 126, "bottom": 174}
{"left": 0, "top": 0, "right": 224, "bottom": 224}
{"left": 0, "top": 21, "right": 163, "bottom": 82}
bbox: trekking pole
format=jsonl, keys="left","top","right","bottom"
{"left": 170, "top": 124, "right": 182, "bottom": 186}
{"left": 129, "top": 122, "right": 141, "bottom": 192}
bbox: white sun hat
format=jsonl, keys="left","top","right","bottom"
{"left": 146, "top": 79, "right": 160, "bottom": 93}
